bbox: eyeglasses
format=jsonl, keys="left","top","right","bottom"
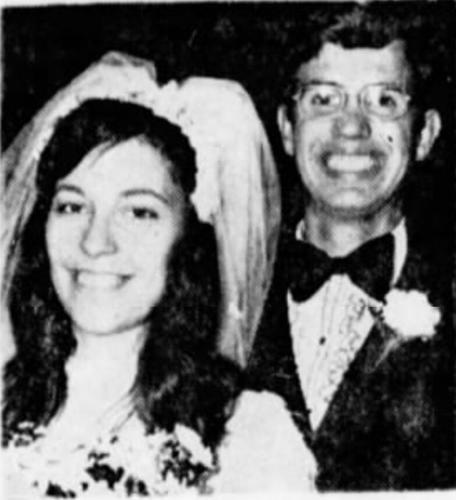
{"left": 293, "top": 83, "right": 411, "bottom": 121}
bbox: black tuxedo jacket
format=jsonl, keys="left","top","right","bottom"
{"left": 247, "top": 226, "right": 455, "bottom": 491}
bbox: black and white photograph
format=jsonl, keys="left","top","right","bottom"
{"left": 1, "top": 0, "right": 455, "bottom": 497}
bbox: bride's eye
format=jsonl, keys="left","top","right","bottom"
{"left": 124, "top": 206, "right": 159, "bottom": 221}
{"left": 51, "top": 200, "right": 86, "bottom": 215}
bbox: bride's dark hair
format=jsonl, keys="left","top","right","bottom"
{"left": 3, "top": 99, "right": 241, "bottom": 448}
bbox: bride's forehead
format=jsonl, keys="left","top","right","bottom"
{"left": 62, "top": 138, "right": 173, "bottom": 185}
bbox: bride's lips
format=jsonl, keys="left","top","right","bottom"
{"left": 72, "top": 269, "right": 130, "bottom": 289}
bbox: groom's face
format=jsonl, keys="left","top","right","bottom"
{"left": 278, "top": 41, "right": 440, "bottom": 220}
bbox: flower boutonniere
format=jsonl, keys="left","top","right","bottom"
{"left": 368, "top": 289, "right": 441, "bottom": 367}
{"left": 381, "top": 289, "right": 441, "bottom": 339}
{"left": 371, "top": 289, "right": 441, "bottom": 345}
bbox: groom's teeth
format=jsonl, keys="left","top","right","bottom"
{"left": 327, "top": 155, "right": 374, "bottom": 172}
{"left": 76, "top": 272, "right": 123, "bottom": 289}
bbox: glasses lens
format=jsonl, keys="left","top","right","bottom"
{"left": 364, "top": 85, "right": 410, "bottom": 119}
{"left": 297, "top": 84, "right": 343, "bottom": 118}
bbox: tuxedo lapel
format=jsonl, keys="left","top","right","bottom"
{"left": 313, "top": 319, "right": 387, "bottom": 442}
{"left": 310, "top": 233, "right": 453, "bottom": 489}
{"left": 313, "top": 240, "right": 435, "bottom": 442}
{"left": 246, "top": 259, "right": 313, "bottom": 441}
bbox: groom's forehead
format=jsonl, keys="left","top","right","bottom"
{"left": 293, "top": 41, "right": 412, "bottom": 89}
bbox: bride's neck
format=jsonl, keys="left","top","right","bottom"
{"left": 54, "top": 326, "right": 147, "bottom": 433}
{"left": 64, "top": 325, "right": 147, "bottom": 408}
{"left": 42, "top": 328, "right": 146, "bottom": 443}
{"left": 71, "top": 325, "right": 146, "bottom": 369}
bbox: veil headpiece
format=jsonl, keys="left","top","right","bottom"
{"left": 1, "top": 52, "right": 281, "bottom": 367}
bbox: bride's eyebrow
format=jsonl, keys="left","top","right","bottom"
{"left": 122, "top": 188, "right": 171, "bottom": 206}
{"left": 54, "top": 184, "right": 84, "bottom": 196}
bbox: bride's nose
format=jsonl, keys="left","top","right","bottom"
{"left": 80, "top": 211, "right": 118, "bottom": 257}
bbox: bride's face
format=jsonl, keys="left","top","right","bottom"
{"left": 45, "top": 137, "right": 185, "bottom": 336}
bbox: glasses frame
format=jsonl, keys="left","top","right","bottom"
{"left": 292, "top": 82, "right": 412, "bottom": 121}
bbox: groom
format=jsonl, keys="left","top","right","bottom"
{"left": 247, "top": 3, "right": 454, "bottom": 491}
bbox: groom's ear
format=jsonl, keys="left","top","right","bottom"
{"left": 415, "top": 109, "right": 441, "bottom": 161}
{"left": 277, "top": 105, "right": 295, "bottom": 156}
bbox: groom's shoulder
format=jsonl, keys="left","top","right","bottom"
{"left": 401, "top": 223, "right": 452, "bottom": 307}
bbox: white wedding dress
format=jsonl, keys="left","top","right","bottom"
{"left": 4, "top": 390, "right": 316, "bottom": 497}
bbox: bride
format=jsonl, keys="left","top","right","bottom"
{"left": 2, "top": 53, "right": 316, "bottom": 497}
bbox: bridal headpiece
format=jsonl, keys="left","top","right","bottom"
{"left": 2, "top": 52, "right": 281, "bottom": 366}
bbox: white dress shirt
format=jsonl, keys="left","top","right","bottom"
{"left": 287, "top": 220, "right": 407, "bottom": 431}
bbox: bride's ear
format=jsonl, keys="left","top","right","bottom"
{"left": 415, "top": 109, "right": 441, "bottom": 161}
{"left": 277, "top": 106, "right": 295, "bottom": 156}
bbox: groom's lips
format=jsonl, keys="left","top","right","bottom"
{"left": 321, "top": 149, "right": 384, "bottom": 176}
{"left": 327, "top": 154, "right": 375, "bottom": 172}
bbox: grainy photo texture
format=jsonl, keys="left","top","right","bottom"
{"left": 2, "top": 0, "right": 455, "bottom": 496}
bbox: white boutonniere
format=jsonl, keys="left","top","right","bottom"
{"left": 369, "top": 289, "right": 440, "bottom": 367}
{"left": 381, "top": 289, "right": 441, "bottom": 339}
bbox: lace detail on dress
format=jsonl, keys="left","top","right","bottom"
{"left": 3, "top": 416, "right": 216, "bottom": 498}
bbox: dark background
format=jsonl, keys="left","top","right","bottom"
{"left": 2, "top": 1, "right": 455, "bottom": 245}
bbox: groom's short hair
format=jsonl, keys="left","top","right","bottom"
{"left": 281, "top": 2, "right": 448, "bottom": 118}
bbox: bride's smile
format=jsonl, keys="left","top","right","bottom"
{"left": 45, "top": 138, "right": 185, "bottom": 337}
{"left": 72, "top": 269, "right": 131, "bottom": 289}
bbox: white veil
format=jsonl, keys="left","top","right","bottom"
{"left": 1, "top": 52, "right": 281, "bottom": 367}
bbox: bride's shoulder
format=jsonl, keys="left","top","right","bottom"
{"left": 213, "top": 390, "right": 317, "bottom": 493}
{"left": 225, "top": 389, "right": 296, "bottom": 433}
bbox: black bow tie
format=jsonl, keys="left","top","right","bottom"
{"left": 286, "top": 233, "right": 395, "bottom": 302}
